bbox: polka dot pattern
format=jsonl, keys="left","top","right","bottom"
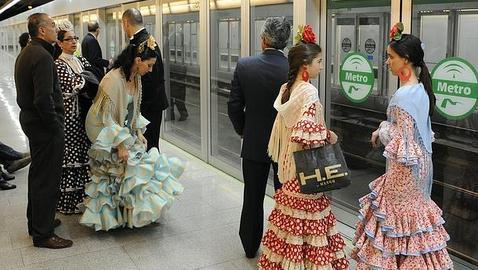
{"left": 55, "top": 57, "right": 92, "bottom": 214}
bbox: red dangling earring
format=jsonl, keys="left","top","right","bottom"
{"left": 301, "top": 69, "right": 309, "bottom": 82}
{"left": 398, "top": 66, "right": 412, "bottom": 82}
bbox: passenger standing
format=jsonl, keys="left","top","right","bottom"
{"left": 258, "top": 25, "right": 348, "bottom": 269}
{"left": 80, "top": 39, "right": 184, "bottom": 231}
{"left": 81, "top": 21, "right": 110, "bottom": 80}
{"left": 122, "top": 8, "right": 168, "bottom": 151}
{"left": 19, "top": 32, "right": 30, "bottom": 50}
{"left": 352, "top": 23, "right": 453, "bottom": 270}
{"left": 14, "top": 13, "right": 72, "bottom": 249}
{"left": 227, "top": 17, "right": 290, "bottom": 259}
{"left": 54, "top": 23, "right": 92, "bottom": 214}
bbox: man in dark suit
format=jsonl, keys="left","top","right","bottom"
{"left": 14, "top": 13, "right": 72, "bottom": 249}
{"left": 122, "top": 8, "right": 168, "bottom": 151}
{"left": 81, "top": 21, "right": 110, "bottom": 79}
{"left": 228, "top": 17, "right": 291, "bottom": 258}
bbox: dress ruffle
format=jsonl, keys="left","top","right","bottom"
{"left": 259, "top": 180, "right": 349, "bottom": 270}
{"left": 80, "top": 127, "right": 184, "bottom": 231}
{"left": 383, "top": 134, "right": 422, "bottom": 166}
{"left": 352, "top": 176, "right": 453, "bottom": 269}
{"left": 291, "top": 120, "right": 328, "bottom": 146}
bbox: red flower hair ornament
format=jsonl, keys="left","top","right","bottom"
{"left": 390, "top": 22, "right": 404, "bottom": 41}
{"left": 294, "top": 25, "right": 317, "bottom": 44}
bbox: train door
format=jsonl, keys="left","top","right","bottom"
{"left": 332, "top": 13, "right": 388, "bottom": 95}
{"left": 325, "top": 0, "right": 393, "bottom": 227}
{"left": 411, "top": 1, "right": 478, "bottom": 267}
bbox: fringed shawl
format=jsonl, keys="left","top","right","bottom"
{"left": 268, "top": 81, "right": 321, "bottom": 183}
{"left": 89, "top": 68, "right": 142, "bottom": 138}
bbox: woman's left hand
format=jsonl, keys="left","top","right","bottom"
{"left": 138, "top": 133, "right": 148, "bottom": 147}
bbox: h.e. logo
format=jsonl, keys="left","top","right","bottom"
{"left": 298, "top": 164, "right": 348, "bottom": 186}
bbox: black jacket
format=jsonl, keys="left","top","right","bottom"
{"left": 15, "top": 38, "right": 65, "bottom": 142}
{"left": 228, "top": 49, "right": 289, "bottom": 162}
{"left": 130, "top": 28, "right": 168, "bottom": 112}
{"left": 81, "top": 33, "right": 109, "bottom": 79}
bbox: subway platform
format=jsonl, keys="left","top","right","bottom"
{"left": 0, "top": 51, "right": 357, "bottom": 270}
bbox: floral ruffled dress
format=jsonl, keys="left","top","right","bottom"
{"left": 352, "top": 84, "right": 453, "bottom": 269}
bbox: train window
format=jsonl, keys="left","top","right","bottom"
{"left": 191, "top": 22, "right": 198, "bottom": 65}
{"left": 162, "top": 0, "right": 202, "bottom": 151}
{"left": 250, "top": 1, "right": 293, "bottom": 57}
{"left": 105, "top": 7, "right": 121, "bottom": 59}
{"left": 184, "top": 23, "right": 191, "bottom": 64}
{"left": 412, "top": 1, "right": 478, "bottom": 265}
{"left": 325, "top": 0, "right": 392, "bottom": 223}
{"left": 175, "top": 23, "right": 183, "bottom": 64}
{"left": 210, "top": 2, "right": 242, "bottom": 169}
{"left": 169, "top": 23, "right": 176, "bottom": 62}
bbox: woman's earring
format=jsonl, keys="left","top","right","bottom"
{"left": 398, "top": 66, "right": 412, "bottom": 82}
{"left": 301, "top": 69, "right": 309, "bottom": 82}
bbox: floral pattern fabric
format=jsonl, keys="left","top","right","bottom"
{"left": 352, "top": 106, "right": 453, "bottom": 270}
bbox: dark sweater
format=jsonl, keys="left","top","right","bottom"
{"left": 15, "top": 37, "right": 64, "bottom": 142}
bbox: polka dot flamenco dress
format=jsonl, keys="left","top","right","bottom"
{"left": 259, "top": 82, "right": 349, "bottom": 270}
{"left": 54, "top": 56, "right": 91, "bottom": 214}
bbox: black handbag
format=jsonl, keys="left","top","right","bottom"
{"left": 293, "top": 143, "right": 351, "bottom": 194}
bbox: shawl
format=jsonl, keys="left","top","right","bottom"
{"left": 90, "top": 68, "right": 142, "bottom": 130}
{"left": 389, "top": 83, "right": 433, "bottom": 153}
{"left": 268, "top": 81, "right": 320, "bottom": 182}
{"left": 58, "top": 52, "right": 84, "bottom": 74}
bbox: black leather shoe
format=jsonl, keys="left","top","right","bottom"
{"left": 0, "top": 180, "right": 16, "bottom": 190}
{"left": 33, "top": 234, "right": 73, "bottom": 249}
{"left": 5, "top": 156, "right": 31, "bottom": 173}
{"left": 1, "top": 170, "right": 15, "bottom": 181}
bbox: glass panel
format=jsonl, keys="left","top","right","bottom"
{"left": 250, "top": 1, "right": 293, "bottom": 56}
{"left": 162, "top": 0, "right": 201, "bottom": 150}
{"left": 140, "top": 0, "right": 156, "bottom": 39}
{"left": 210, "top": 1, "right": 241, "bottom": 168}
{"left": 412, "top": 1, "right": 478, "bottom": 265}
{"left": 105, "top": 7, "right": 121, "bottom": 59}
{"left": 326, "top": 0, "right": 391, "bottom": 216}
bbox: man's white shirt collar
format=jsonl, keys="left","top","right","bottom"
{"left": 130, "top": 27, "right": 146, "bottom": 40}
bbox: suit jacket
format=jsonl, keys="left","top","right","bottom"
{"left": 15, "top": 38, "right": 65, "bottom": 142}
{"left": 130, "top": 28, "right": 168, "bottom": 112}
{"left": 228, "top": 49, "right": 289, "bottom": 162}
{"left": 81, "top": 33, "right": 109, "bottom": 79}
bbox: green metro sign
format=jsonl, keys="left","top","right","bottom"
{"left": 339, "top": 53, "right": 375, "bottom": 103}
{"left": 431, "top": 57, "right": 478, "bottom": 120}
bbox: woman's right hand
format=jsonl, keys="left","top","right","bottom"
{"left": 370, "top": 129, "right": 380, "bottom": 148}
{"left": 117, "top": 143, "right": 129, "bottom": 163}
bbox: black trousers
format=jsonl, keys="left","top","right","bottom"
{"left": 27, "top": 132, "right": 64, "bottom": 242}
{"left": 142, "top": 109, "right": 163, "bottom": 151}
{"left": 240, "top": 158, "right": 281, "bottom": 257}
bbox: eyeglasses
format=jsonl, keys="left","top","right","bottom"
{"left": 63, "top": 36, "right": 79, "bottom": 42}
